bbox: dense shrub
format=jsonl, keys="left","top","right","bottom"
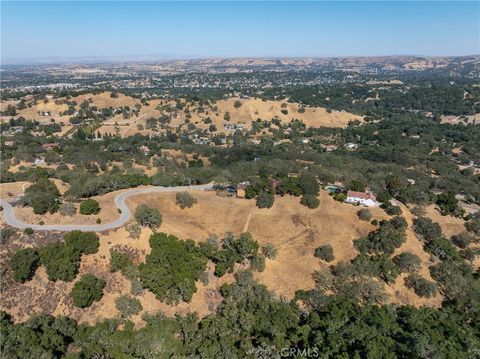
{"left": 405, "top": 274, "right": 437, "bottom": 298}
{"left": 354, "top": 218, "right": 407, "bottom": 255}
{"left": 413, "top": 217, "right": 442, "bottom": 242}
{"left": 314, "top": 245, "right": 335, "bottom": 262}
{"left": 64, "top": 231, "right": 99, "bottom": 255}
{"left": 23, "top": 179, "right": 60, "bottom": 214}
{"left": 211, "top": 233, "right": 261, "bottom": 276}
{"left": 255, "top": 191, "right": 274, "bottom": 209}
{"left": 385, "top": 205, "right": 402, "bottom": 216}
{"left": 9, "top": 248, "right": 40, "bottom": 283}
{"left": 300, "top": 194, "right": 320, "bottom": 208}
{"left": 393, "top": 252, "right": 421, "bottom": 273}
{"left": 110, "top": 251, "right": 133, "bottom": 273}
{"left": 175, "top": 192, "right": 197, "bottom": 209}
{"left": 71, "top": 274, "right": 106, "bottom": 308}
{"left": 79, "top": 199, "right": 100, "bottom": 215}
{"left": 39, "top": 243, "right": 82, "bottom": 282}
{"left": 134, "top": 204, "right": 162, "bottom": 229}
{"left": 139, "top": 233, "right": 207, "bottom": 303}
{"left": 436, "top": 191, "right": 459, "bottom": 215}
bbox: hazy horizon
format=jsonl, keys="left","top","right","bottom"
{"left": 2, "top": 1, "right": 479, "bottom": 63}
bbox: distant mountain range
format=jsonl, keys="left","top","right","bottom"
{"left": 2, "top": 54, "right": 479, "bottom": 70}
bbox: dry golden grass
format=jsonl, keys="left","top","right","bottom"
{"left": 424, "top": 205, "right": 466, "bottom": 238}
{"left": 73, "top": 92, "right": 140, "bottom": 109}
{"left": 1, "top": 188, "right": 446, "bottom": 325}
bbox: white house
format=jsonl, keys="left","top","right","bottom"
{"left": 345, "top": 190, "right": 377, "bottom": 207}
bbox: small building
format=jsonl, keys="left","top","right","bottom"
{"left": 236, "top": 181, "right": 250, "bottom": 198}
{"left": 345, "top": 190, "right": 377, "bottom": 207}
{"left": 3, "top": 140, "right": 15, "bottom": 147}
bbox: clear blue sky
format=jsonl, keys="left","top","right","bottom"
{"left": 1, "top": 1, "right": 479, "bottom": 61}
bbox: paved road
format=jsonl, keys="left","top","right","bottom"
{"left": 0, "top": 184, "right": 212, "bottom": 232}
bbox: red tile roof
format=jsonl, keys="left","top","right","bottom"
{"left": 347, "top": 190, "right": 376, "bottom": 201}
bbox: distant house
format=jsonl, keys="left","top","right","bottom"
{"left": 138, "top": 145, "right": 150, "bottom": 155}
{"left": 344, "top": 143, "right": 358, "bottom": 150}
{"left": 4, "top": 140, "right": 15, "bottom": 147}
{"left": 345, "top": 190, "right": 377, "bottom": 207}
{"left": 270, "top": 178, "right": 280, "bottom": 190}
{"left": 236, "top": 181, "right": 250, "bottom": 198}
{"left": 42, "top": 143, "right": 57, "bottom": 150}
{"left": 322, "top": 144, "right": 338, "bottom": 152}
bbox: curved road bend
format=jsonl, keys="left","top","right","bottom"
{"left": 0, "top": 184, "right": 213, "bottom": 232}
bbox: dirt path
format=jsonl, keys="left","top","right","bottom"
{"left": 243, "top": 212, "right": 252, "bottom": 232}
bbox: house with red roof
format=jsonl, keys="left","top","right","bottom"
{"left": 345, "top": 190, "right": 377, "bottom": 207}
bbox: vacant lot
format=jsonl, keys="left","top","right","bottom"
{"left": 1, "top": 186, "right": 447, "bottom": 325}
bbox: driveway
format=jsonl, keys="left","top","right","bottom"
{"left": 0, "top": 184, "right": 213, "bottom": 232}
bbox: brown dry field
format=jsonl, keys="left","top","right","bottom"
{"left": 1, "top": 186, "right": 450, "bottom": 326}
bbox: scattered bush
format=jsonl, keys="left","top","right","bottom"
{"left": 233, "top": 100, "right": 242, "bottom": 109}
{"left": 24, "top": 228, "right": 34, "bottom": 235}
{"left": 115, "top": 294, "right": 142, "bottom": 318}
{"left": 385, "top": 205, "right": 402, "bottom": 216}
{"left": 465, "top": 218, "right": 480, "bottom": 236}
{"left": 262, "top": 243, "right": 278, "bottom": 260}
{"left": 126, "top": 221, "right": 141, "bottom": 239}
{"left": 9, "top": 248, "right": 40, "bottom": 283}
{"left": 175, "top": 192, "right": 197, "bottom": 209}
{"left": 134, "top": 204, "right": 162, "bottom": 229}
{"left": 314, "top": 245, "right": 335, "bottom": 262}
{"left": 71, "top": 274, "right": 106, "bottom": 308}
{"left": 79, "top": 199, "right": 100, "bottom": 215}
{"left": 58, "top": 202, "right": 77, "bottom": 217}
{"left": 451, "top": 232, "right": 474, "bottom": 249}
{"left": 357, "top": 208, "right": 372, "bottom": 221}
